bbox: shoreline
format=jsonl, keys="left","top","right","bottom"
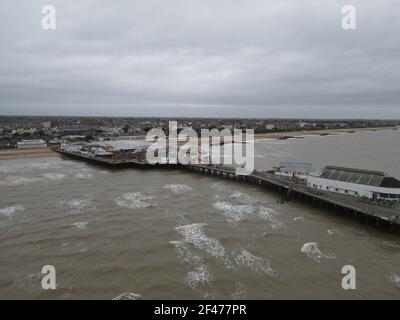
{"left": 0, "top": 126, "right": 396, "bottom": 160}
{"left": 253, "top": 126, "right": 397, "bottom": 140}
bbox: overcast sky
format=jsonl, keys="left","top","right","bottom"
{"left": 0, "top": 0, "right": 399, "bottom": 118}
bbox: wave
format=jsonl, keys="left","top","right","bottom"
{"left": 327, "top": 228, "right": 342, "bottom": 236}
{"left": 170, "top": 237, "right": 214, "bottom": 293}
{"left": 70, "top": 221, "right": 89, "bottom": 230}
{"left": 42, "top": 173, "right": 66, "bottom": 181}
{"left": 185, "top": 265, "right": 213, "bottom": 289}
{"left": 301, "top": 242, "right": 335, "bottom": 262}
{"left": 74, "top": 172, "right": 93, "bottom": 179}
{"left": 175, "top": 223, "right": 230, "bottom": 266}
{"left": 112, "top": 292, "right": 142, "bottom": 300}
{"left": 170, "top": 240, "right": 203, "bottom": 266}
{"left": 164, "top": 184, "right": 194, "bottom": 194}
{"left": 0, "top": 205, "right": 25, "bottom": 218}
{"left": 389, "top": 273, "right": 400, "bottom": 287}
{"left": 233, "top": 248, "right": 274, "bottom": 275}
{"left": 213, "top": 201, "right": 254, "bottom": 223}
{"left": 115, "top": 192, "right": 154, "bottom": 209}
{"left": 64, "top": 198, "right": 94, "bottom": 214}
{"left": 257, "top": 207, "right": 284, "bottom": 230}
{"left": 214, "top": 201, "right": 283, "bottom": 229}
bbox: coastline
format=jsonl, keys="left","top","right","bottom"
{"left": 253, "top": 126, "right": 397, "bottom": 140}
{"left": 0, "top": 126, "right": 396, "bottom": 160}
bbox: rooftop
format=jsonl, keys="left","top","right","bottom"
{"left": 317, "top": 165, "right": 400, "bottom": 188}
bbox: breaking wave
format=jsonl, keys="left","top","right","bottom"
{"left": 185, "top": 265, "right": 214, "bottom": 289}
{"left": 170, "top": 237, "right": 214, "bottom": 293}
{"left": 74, "top": 172, "right": 93, "bottom": 179}
{"left": 115, "top": 192, "right": 154, "bottom": 209}
{"left": 301, "top": 242, "right": 335, "bottom": 262}
{"left": 214, "top": 201, "right": 283, "bottom": 229}
{"left": 70, "top": 221, "right": 89, "bottom": 230}
{"left": 327, "top": 228, "right": 342, "bottom": 236}
{"left": 64, "top": 198, "right": 94, "bottom": 214}
{"left": 164, "top": 184, "right": 194, "bottom": 194}
{"left": 112, "top": 292, "right": 142, "bottom": 300}
{"left": 213, "top": 201, "right": 254, "bottom": 223}
{"left": 233, "top": 248, "right": 274, "bottom": 275}
{"left": 389, "top": 273, "right": 400, "bottom": 287}
{"left": 42, "top": 173, "right": 66, "bottom": 181}
{"left": 0, "top": 205, "right": 25, "bottom": 218}
{"left": 257, "top": 207, "right": 284, "bottom": 230}
{"left": 175, "top": 223, "right": 228, "bottom": 262}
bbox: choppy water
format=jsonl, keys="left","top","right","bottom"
{"left": 0, "top": 130, "right": 399, "bottom": 299}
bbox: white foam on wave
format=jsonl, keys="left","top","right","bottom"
{"left": 74, "top": 172, "right": 93, "bottom": 179}
{"left": 233, "top": 248, "right": 274, "bottom": 275}
{"left": 185, "top": 265, "right": 214, "bottom": 289}
{"left": 0, "top": 205, "right": 25, "bottom": 218}
{"left": 213, "top": 201, "right": 254, "bottom": 223}
{"left": 164, "top": 184, "right": 193, "bottom": 194}
{"left": 175, "top": 223, "right": 229, "bottom": 263}
{"left": 294, "top": 216, "right": 305, "bottom": 222}
{"left": 257, "top": 207, "right": 284, "bottom": 230}
{"left": 112, "top": 292, "right": 142, "bottom": 300}
{"left": 70, "top": 221, "right": 89, "bottom": 230}
{"left": 42, "top": 173, "right": 66, "bottom": 181}
{"left": 170, "top": 238, "right": 215, "bottom": 293}
{"left": 214, "top": 201, "right": 283, "bottom": 229}
{"left": 115, "top": 192, "right": 154, "bottom": 209}
{"left": 170, "top": 240, "right": 203, "bottom": 266}
{"left": 301, "top": 242, "right": 335, "bottom": 262}
{"left": 327, "top": 228, "right": 342, "bottom": 236}
{"left": 389, "top": 273, "right": 400, "bottom": 287}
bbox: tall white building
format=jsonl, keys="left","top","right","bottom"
{"left": 307, "top": 165, "right": 400, "bottom": 201}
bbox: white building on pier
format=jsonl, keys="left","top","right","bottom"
{"left": 307, "top": 165, "right": 400, "bottom": 201}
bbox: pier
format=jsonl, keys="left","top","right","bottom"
{"left": 53, "top": 148, "right": 400, "bottom": 234}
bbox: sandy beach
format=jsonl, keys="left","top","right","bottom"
{"left": 0, "top": 147, "right": 58, "bottom": 160}
{"left": 253, "top": 126, "right": 397, "bottom": 140}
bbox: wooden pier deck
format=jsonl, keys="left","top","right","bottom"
{"left": 54, "top": 148, "right": 400, "bottom": 233}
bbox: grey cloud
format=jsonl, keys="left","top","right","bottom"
{"left": 0, "top": 0, "right": 399, "bottom": 118}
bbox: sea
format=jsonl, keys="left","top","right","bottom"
{"left": 0, "top": 129, "right": 399, "bottom": 299}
